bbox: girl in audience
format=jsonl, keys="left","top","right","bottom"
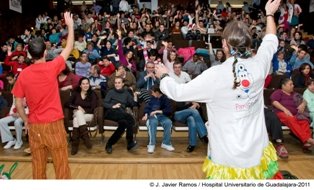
{"left": 292, "top": 63, "right": 314, "bottom": 88}
{"left": 209, "top": 42, "right": 226, "bottom": 67}
{"left": 162, "top": 41, "right": 177, "bottom": 73}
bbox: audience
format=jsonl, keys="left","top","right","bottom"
{"left": 0, "top": 0, "right": 313, "bottom": 157}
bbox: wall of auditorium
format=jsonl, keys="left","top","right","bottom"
{"left": 0, "top": 0, "right": 53, "bottom": 43}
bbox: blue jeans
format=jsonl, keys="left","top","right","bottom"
{"left": 147, "top": 115, "right": 172, "bottom": 146}
{"left": 174, "top": 108, "right": 207, "bottom": 146}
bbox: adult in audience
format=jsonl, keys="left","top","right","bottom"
{"left": 271, "top": 78, "right": 314, "bottom": 153}
{"left": 103, "top": 77, "right": 138, "bottom": 154}
{"left": 67, "top": 77, "right": 98, "bottom": 155}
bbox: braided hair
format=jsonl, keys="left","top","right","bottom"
{"left": 222, "top": 21, "right": 252, "bottom": 89}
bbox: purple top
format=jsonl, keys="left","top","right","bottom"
{"left": 117, "top": 39, "right": 136, "bottom": 73}
{"left": 270, "top": 89, "right": 298, "bottom": 115}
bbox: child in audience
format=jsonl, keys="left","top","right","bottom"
{"left": 0, "top": 97, "right": 28, "bottom": 150}
{"left": 142, "top": 85, "right": 174, "bottom": 153}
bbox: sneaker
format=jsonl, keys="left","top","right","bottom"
{"left": 4, "top": 140, "right": 16, "bottom": 149}
{"left": 275, "top": 144, "right": 289, "bottom": 159}
{"left": 13, "top": 141, "right": 23, "bottom": 150}
{"left": 24, "top": 147, "right": 31, "bottom": 154}
{"left": 147, "top": 145, "right": 155, "bottom": 154}
{"left": 161, "top": 143, "right": 175, "bottom": 151}
{"left": 127, "top": 141, "right": 138, "bottom": 151}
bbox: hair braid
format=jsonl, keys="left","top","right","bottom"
{"left": 232, "top": 56, "right": 240, "bottom": 89}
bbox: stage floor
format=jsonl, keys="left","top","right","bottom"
{"left": 1, "top": 131, "right": 313, "bottom": 179}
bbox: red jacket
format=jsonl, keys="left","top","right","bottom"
{"left": 4, "top": 54, "right": 28, "bottom": 75}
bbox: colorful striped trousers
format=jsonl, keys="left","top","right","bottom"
{"left": 28, "top": 119, "right": 71, "bottom": 179}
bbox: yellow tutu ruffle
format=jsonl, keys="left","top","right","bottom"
{"left": 202, "top": 143, "right": 279, "bottom": 179}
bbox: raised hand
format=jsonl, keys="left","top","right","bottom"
{"left": 265, "top": 0, "right": 281, "bottom": 15}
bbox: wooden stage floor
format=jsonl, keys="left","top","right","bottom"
{"left": 0, "top": 131, "right": 313, "bottom": 179}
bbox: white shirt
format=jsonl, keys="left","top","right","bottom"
{"left": 160, "top": 34, "right": 278, "bottom": 168}
{"left": 169, "top": 71, "right": 191, "bottom": 84}
{"left": 119, "top": 0, "right": 129, "bottom": 12}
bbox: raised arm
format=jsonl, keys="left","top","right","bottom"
{"left": 60, "top": 12, "right": 74, "bottom": 60}
{"left": 265, "top": 0, "right": 281, "bottom": 35}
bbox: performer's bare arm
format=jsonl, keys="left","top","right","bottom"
{"left": 60, "top": 12, "right": 74, "bottom": 61}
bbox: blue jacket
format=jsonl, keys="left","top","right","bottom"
{"left": 144, "top": 94, "right": 172, "bottom": 117}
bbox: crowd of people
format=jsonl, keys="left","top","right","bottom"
{"left": 0, "top": 0, "right": 313, "bottom": 179}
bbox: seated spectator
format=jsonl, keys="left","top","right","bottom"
{"left": 119, "top": 0, "right": 130, "bottom": 12}
{"left": 182, "top": 54, "right": 208, "bottom": 78}
{"left": 49, "top": 28, "right": 61, "bottom": 45}
{"left": 98, "top": 56, "right": 116, "bottom": 77}
{"left": 7, "top": 43, "right": 27, "bottom": 58}
{"left": 75, "top": 52, "right": 91, "bottom": 77}
{"left": 5, "top": 73, "right": 16, "bottom": 92}
{"left": 98, "top": 40, "right": 116, "bottom": 63}
{"left": 83, "top": 42, "right": 101, "bottom": 63}
{"left": 273, "top": 51, "right": 290, "bottom": 75}
{"left": 116, "top": 30, "right": 137, "bottom": 73}
{"left": 162, "top": 41, "right": 177, "bottom": 73}
{"left": 186, "top": 24, "right": 201, "bottom": 41}
{"left": 142, "top": 85, "right": 174, "bottom": 153}
{"left": 271, "top": 78, "right": 314, "bottom": 152}
{"left": 104, "top": 77, "right": 138, "bottom": 154}
{"left": 108, "top": 65, "right": 136, "bottom": 91}
{"left": 174, "top": 101, "right": 208, "bottom": 152}
{"left": 209, "top": 42, "right": 226, "bottom": 67}
{"left": 290, "top": 31, "right": 306, "bottom": 46}
{"left": 88, "top": 65, "right": 107, "bottom": 97}
{"left": 0, "top": 43, "right": 8, "bottom": 64}
{"left": 0, "top": 97, "right": 28, "bottom": 150}
{"left": 292, "top": 63, "right": 314, "bottom": 88}
{"left": 289, "top": 47, "right": 313, "bottom": 70}
{"left": 136, "top": 62, "right": 159, "bottom": 103}
{"left": 67, "top": 77, "right": 98, "bottom": 155}
{"left": 45, "top": 41, "right": 62, "bottom": 61}
{"left": 4, "top": 53, "right": 28, "bottom": 76}
{"left": 58, "top": 66, "right": 81, "bottom": 91}
{"left": 0, "top": 86, "right": 8, "bottom": 113}
{"left": 171, "top": 21, "right": 181, "bottom": 35}
{"left": 303, "top": 79, "right": 314, "bottom": 129}
{"left": 169, "top": 62, "right": 191, "bottom": 84}
{"left": 264, "top": 106, "right": 288, "bottom": 159}
{"left": 74, "top": 35, "right": 87, "bottom": 52}
{"left": 154, "top": 24, "right": 169, "bottom": 41}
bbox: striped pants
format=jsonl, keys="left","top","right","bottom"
{"left": 28, "top": 119, "right": 71, "bottom": 179}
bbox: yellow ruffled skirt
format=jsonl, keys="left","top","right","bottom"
{"left": 202, "top": 143, "right": 279, "bottom": 179}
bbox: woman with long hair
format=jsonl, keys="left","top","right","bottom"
{"left": 155, "top": 0, "right": 283, "bottom": 179}
{"left": 293, "top": 63, "right": 314, "bottom": 88}
{"left": 68, "top": 77, "right": 98, "bottom": 155}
